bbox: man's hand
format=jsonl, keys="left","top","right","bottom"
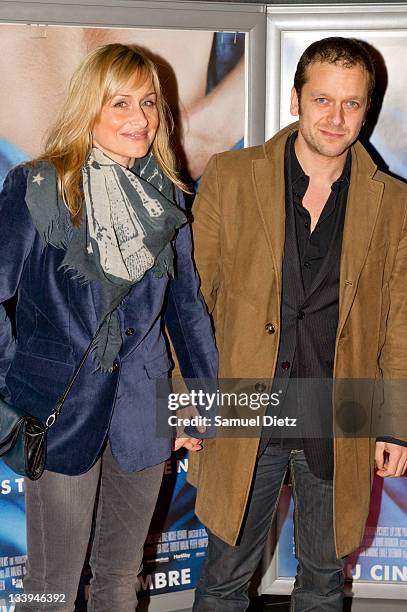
{"left": 375, "top": 441, "right": 407, "bottom": 477}
{"left": 172, "top": 405, "right": 206, "bottom": 453}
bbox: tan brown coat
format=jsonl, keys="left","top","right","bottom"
{"left": 188, "top": 122, "right": 407, "bottom": 558}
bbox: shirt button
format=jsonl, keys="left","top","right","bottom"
{"left": 112, "top": 361, "right": 119, "bottom": 372}
{"left": 255, "top": 382, "right": 267, "bottom": 392}
{"left": 265, "top": 322, "right": 276, "bottom": 334}
{"left": 281, "top": 361, "right": 290, "bottom": 370}
{"left": 125, "top": 327, "right": 135, "bottom": 336}
{"left": 304, "top": 222, "right": 309, "bottom": 229}
{"left": 303, "top": 261, "right": 311, "bottom": 269}
{"left": 297, "top": 310, "right": 305, "bottom": 320}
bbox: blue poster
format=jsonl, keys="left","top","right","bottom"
{"left": 0, "top": 462, "right": 27, "bottom": 609}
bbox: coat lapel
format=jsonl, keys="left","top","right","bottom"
{"left": 251, "top": 124, "right": 298, "bottom": 291}
{"left": 337, "top": 142, "right": 384, "bottom": 338}
{"left": 251, "top": 157, "right": 285, "bottom": 273}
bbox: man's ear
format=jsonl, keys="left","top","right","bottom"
{"left": 290, "top": 87, "right": 299, "bottom": 117}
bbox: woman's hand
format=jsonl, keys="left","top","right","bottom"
{"left": 173, "top": 437, "right": 203, "bottom": 452}
{"left": 172, "top": 405, "right": 206, "bottom": 452}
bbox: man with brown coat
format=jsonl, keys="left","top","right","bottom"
{"left": 189, "top": 38, "right": 407, "bottom": 611}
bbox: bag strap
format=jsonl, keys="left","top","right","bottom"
{"left": 44, "top": 321, "right": 105, "bottom": 430}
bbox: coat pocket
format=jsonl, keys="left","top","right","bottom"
{"left": 6, "top": 350, "right": 75, "bottom": 416}
{"left": 144, "top": 353, "right": 173, "bottom": 379}
{"left": 26, "top": 337, "right": 74, "bottom": 364}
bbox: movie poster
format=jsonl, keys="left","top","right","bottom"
{"left": 0, "top": 23, "right": 245, "bottom": 608}
{"left": 275, "top": 28, "right": 407, "bottom": 590}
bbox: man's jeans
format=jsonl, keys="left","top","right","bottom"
{"left": 16, "top": 444, "right": 164, "bottom": 612}
{"left": 193, "top": 445, "right": 344, "bottom": 611}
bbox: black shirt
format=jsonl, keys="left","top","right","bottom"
{"left": 290, "top": 135, "right": 351, "bottom": 293}
{"left": 272, "top": 134, "right": 350, "bottom": 451}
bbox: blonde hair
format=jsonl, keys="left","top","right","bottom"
{"left": 32, "top": 43, "right": 187, "bottom": 225}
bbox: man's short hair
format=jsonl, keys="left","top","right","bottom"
{"left": 294, "top": 37, "right": 375, "bottom": 99}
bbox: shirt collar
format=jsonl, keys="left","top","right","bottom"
{"left": 289, "top": 131, "right": 351, "bottom": 198}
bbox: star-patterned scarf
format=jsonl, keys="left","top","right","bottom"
{"left": 25, "top": 150, "right": 186, "bottom": 370}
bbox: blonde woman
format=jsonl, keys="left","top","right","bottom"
{"left": 0, "top": 44, "right": 217, "bottom": 611}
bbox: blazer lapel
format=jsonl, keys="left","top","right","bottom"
{"left": 337, "top": 142, "right": 384, "bottom": 339}
{"left": 67, "top": 278, "right": 100, "bottom": 336}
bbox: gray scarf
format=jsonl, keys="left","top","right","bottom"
{"left": 25, "top": 150, "right": 186, "bottom": 370}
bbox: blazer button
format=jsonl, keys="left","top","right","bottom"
{"left": 112, "top": 361, "right": 119, "bottom": 372}
{"left": 265, "top": 322, "right": 276, "bottom": 334}
{"left": 125, "top": 327, "right": 135, "bottom": 336}
{"left": 255, "top": 382, "right": 267, "bottom": 392}
{"left": 281, "top": 361, "right": 290, "bottom": 370}
{"left": 297, "top": 311, "right": 305, "bottom": 320}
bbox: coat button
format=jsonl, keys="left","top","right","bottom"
{"left": 125, "top": 327, "right": 135, "bottom": 336}
{"left": 112, "top": 361, "right": 119, "bottom": 372}
{"left": 281, "top": 361, "right": 290, "bottom": 370}
{"left": 255, "top": 382, "right": 267, "bottom": 392}
{"left": 265, "top": 322, "right": 276, "bottom": 334}
{"left": 297, "top": 311, "right": 305, "bottom": 320}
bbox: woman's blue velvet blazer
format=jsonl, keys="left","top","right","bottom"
{"left": 0, "top": 166, "right": 218, "bottom": 474}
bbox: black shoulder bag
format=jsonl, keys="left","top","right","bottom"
{"left": 0, "top": 324, "right": 103, "bottom": 480}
